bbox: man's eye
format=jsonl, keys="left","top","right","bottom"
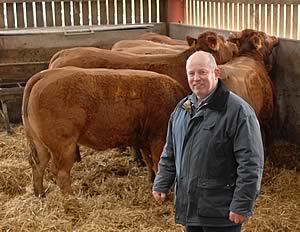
{"left": 199, "top": 71, "right": 209, "bottom": 76}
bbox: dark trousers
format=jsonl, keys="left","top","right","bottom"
{"left": 185, "top": 224, "right": 241, "bottom": 232}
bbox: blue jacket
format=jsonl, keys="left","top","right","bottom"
{"left": 152, "top": 80, "right": 264, "bottom": 226}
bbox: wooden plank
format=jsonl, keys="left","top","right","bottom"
{"left": 0, "top": 87, "right": 24, "bottom": 100}
{"left": 0, "top": 62, "right": 49, "bottom": 83}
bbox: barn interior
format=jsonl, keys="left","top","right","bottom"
{"left": 0, "top": 0, "right": 299, "bottom": 231}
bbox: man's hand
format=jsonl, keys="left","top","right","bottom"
{"left": 229, "top": 211, "right": 247, "bottom": 224}
{"left": 152, "top": 191, "right": 167, "bottom": 203}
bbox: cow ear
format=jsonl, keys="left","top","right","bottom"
{"left": 228, "top": 32, "right": 241, "bottom": 47}
{"left": 186, "top": 36, "right": 197, "bottom": 47}
{"left": 266, "top": 35, "right": 279, "bottom": 49}
{"left": 218, "top": 35, "right": 225, "bottom": 42}
{"left": 251, "top": 35, "right": 263, "bottom": 50}
{"left": 207, "top": 36, "right": 219, "bottom": 51}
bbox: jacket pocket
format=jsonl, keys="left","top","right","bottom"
{"left": 197, "top": 179, "right": 235, "bottom": 218}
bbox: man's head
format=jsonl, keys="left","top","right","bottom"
{"left": 186, "top": 51, "right": 220, "bottom": 100}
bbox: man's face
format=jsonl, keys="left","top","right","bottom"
{"left": 186, "top": 56, "right": 219, "bottom": 100}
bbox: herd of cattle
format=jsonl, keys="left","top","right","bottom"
{"left": 21, "top": 30, "right": 279, "bottom": 196}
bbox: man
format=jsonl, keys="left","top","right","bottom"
{"left": 152, "top": 51, "right": 264, "bottom": 232}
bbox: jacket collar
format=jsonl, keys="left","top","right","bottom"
{"left": 185, "top": 79, "right": 229, "bottom": 112}
{"left": 206, "top": 79, "right": 229, "bottom": 111}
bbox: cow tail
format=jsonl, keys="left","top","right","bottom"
{"left": 22, "top": 73, "right": 44, "bottom": 165}
{"left": 48, "top": 49, "right": 65, "bottom": 69}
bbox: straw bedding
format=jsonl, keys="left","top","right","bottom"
{"left": 0, "top": 125, "right": 299, "bottom": 232}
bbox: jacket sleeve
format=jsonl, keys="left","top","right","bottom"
{"left": 229, "top": 111, "right": 264, "bottom": 217}
{"left": 152, "top": 112, "right": 177, "bottom": 193}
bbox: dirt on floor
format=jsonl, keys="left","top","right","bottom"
{"left": 0, "top": 125, "right": 299, "bottom": 232}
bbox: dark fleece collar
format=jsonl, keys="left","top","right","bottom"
{"left": 206, "top": 79, "right": 230, "bottom": 111}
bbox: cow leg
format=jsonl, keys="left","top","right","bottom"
{"left": 54, "top": 143, "right": 77, "bottom": 195}
{"left": 140, "top": 146, "right": 155, "bottom": 182}
{"left": 75, "top": 145, "right": 81, "bottom": 162}
{"left": 130, "top": 146, "right": 145, "bottom": 167}
{"left": 29, "top": 139, "right": 50, "bottom": 197}
{"left": 149, "top": 138, "right": 165, "bottom": 182}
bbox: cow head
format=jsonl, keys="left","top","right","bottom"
{"left": 228, "top": 29, "right": 279, "bottom": 64}
{"left": 186, "top": 31, "right": 223, "bottom": 52}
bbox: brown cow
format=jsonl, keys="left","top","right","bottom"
{"left": 112, "top": 39, "right": 188, "bottom": 51}
{"left": 112, "top": 46, "right": 182, "bottom": 55}
{"left": 139, "top": 32, "right": 187, "bottom": 45}
{"left": 187, "top": 31, "right": 239, "bottom": 64}
{"left": 49, "top": 31, "right": 238, "bottom": 92}
{"left": 22, "top": 67, "right": 185, "bottom": 196}
{"left": 111, "top": 39, "right": 188, "bottom": 55}
{"left": 219, "top": 29, "right": 279, "bottom": 142}
{"left": 228, "top": 29, "right": 278, "bottom": 71}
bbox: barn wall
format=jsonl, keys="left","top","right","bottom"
{"left": 168, "top": 23, "right": 300, "bottom": 146}
{"left": 0, "top": 23, "right": 166, "bottom": 123}
{"left": 0, "top": 23, "right": 166, "bottom": 82}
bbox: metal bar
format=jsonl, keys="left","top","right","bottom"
{"left": 241, "top": 3, "right": 244, "bottom": 30}
{"left": 13, "top": 2, "right": 18, "bottom": 28}
{"left": 23, "top": 2, "right": 27, "bottom": 28}
{"left": 156, "top": 0, "right": 160, "bottom": 23}
{"left": 217, "top": 1, "right": 220, "bottom": 29}
{"left": 52, "top": 0, "right": 56, "bottom": 26}
{"left": 247, "top": 3, "right": 250, "bottom": 29}
{"left": 213, "top": 1, "right": 216, "bottom": 28}
{"left": 193, "top": 0, "right": 195, "bottom": 25}
{"left": 88, "top": 0, "right": 92, "bottom": 25}
{"left": 79, "top": 0, "right": 83, "bottom": 26}
{"left": 231, "top": 2, "right": 234, "bottom": 30}
{"left": 252, "top": 3, "right": 256, "bottom": 29}
{"left": 32, "top": 1, "right": 37, "bottom": 27}
{"left": 2, "top": 3, "right": 8, "bottom": 29}
{"left": 70, "top": 0, "right": 74, "bottom": 26}
{"left": 258, "top": 3, "right": 261, "bottom": 31}
{"left": 222, "top": 2, "right": 225, "bottom": 29}
{"left": 131, "top": 0, "right": 135, "bottom": 24}
{"left": 297, "top": 4, "right": 300, "bottom": 39}
{"left": 105, "top": 0, "right": 109, "bottom": 24}
{"left": 237, "top": 3, "right": 239, "bottom": 30}
{"left": 42, "top": 1, "right": 47, "bottom": 27}
{"left": 290, "top": 4, "right": 293, "bottom": 39}
{"left": 114, "top": 0, "right": 117, "bottom": 24}
{"left": 140, "top": 0, "right": 143, "bottom": 24}
{"left": 204, "top": 1, "right": 207, "bottom": 27}
{"left": 209, "top": 1, "right": 212, "bottom": 27}
{"left": 97, "top": 0, "right": 101, "bottom": 25}
{"left": 61, "top": 1, "right": 65, "bottom": 27}
{"left": 283, "top": 3, "right": 286, "bottom": 37}
{"left": 196, "top": 0, "right": 199, "bottom": 26}
{"left": 185, "top": 0, "right": 187, "bottom": 24}
{"left": 148, "top": 0, "right": 151, "bottom": 23}
{"left": 270, "top": 3, "right": 273, "bottom": 35}
{"left": 200, "top": 0, "right": 203, "bottom": 26}
{"left": 227, "top": 2, "right": 229, "bottom": 30}
{"left": 277, "top": 3, "right": 280, "bottom": 36}
{"left": 264, "top": 3, "right": 268, "bottom": 33}
{"left": 123, "top": 0, "right": 126, "bottom": 24}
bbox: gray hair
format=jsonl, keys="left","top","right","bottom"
{"left": 187, "top": 51, "right": 218, "bottom": 71}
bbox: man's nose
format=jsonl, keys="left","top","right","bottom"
{"left": 194, "top": 73, "right": 201, "bottom": 80}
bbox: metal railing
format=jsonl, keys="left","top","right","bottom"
{"left": 184, "top": 0, "right": 300, "bottom": 40}
{"left": 0, "top": 0, "right": 162, "bottom": 29}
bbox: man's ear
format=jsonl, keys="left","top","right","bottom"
{"left": 186, "top": 36, "right": 197, "bottom": 47}
{"left": 214, "top": 68, "right": 221, "bottom": 79}
{"left": 207, "top": 36, "right": 219, "bottom": 51}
